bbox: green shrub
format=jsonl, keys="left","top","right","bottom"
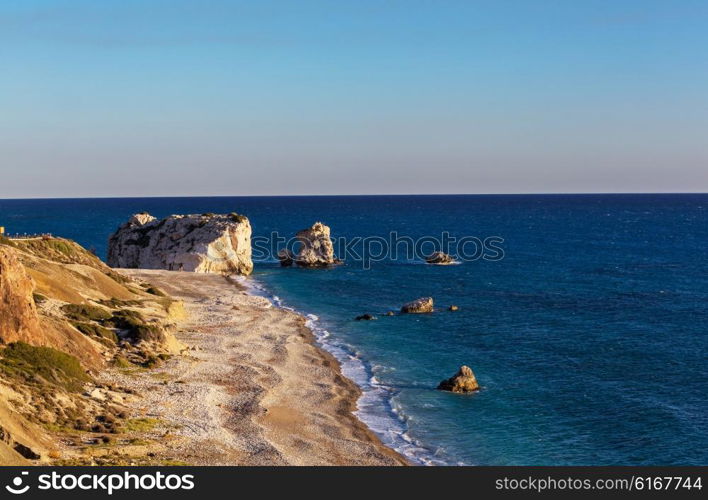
{"left": 0, "top": 236, "right": 17, "bottom": 248}
{"left": 44, "top": 239, "right": 75, "bottom": 257}
{"left": 106, "top": 310, "right": 164, "bottom": 343}
{"left": 61, "top": 303, "right": 112, "bottom": 322}
{"left": 229, "top": 213, "right": 247, "bottom": 224}
{"left": 71, "top": 322, "right": 118, "bottom": 344}
{"left": 105, "top": 309, "right": 145, "bottom": 328}
{"left": 112, "top": 356, "right": 134, "bottom": 368}
{"left": 98, "top": 298, "right": 142, "bottom": 308}
{"left": 144, "top": 286, "right": 166, "bottom": 297}
{"left": 122, "top": 418, "right": 161, "bottom": 433}
{"left": 130, "top": 324, "right": 164, "bottom": 343}
{"left": 0, "top": 342, "right": 91, "bottom": 392}
{"left": 33, "top": 293, "right": 48, "bottom": 305}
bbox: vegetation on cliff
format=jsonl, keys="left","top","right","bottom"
{"left": 0, "top": 236, "right": 187, "bottom": 465}
{"left": 0, "top": 342, "right": 91, "bottom": 392}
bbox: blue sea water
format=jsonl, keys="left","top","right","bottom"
{"left": 1, "top": 194, "right": 707, "bottom": 465}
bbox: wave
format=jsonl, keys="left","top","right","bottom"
{"left": 233, "top": 275, "right": 446, "bottom": 465}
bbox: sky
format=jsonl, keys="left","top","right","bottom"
{"left": 0, "top": 0, "right": 706, "bottom": 198}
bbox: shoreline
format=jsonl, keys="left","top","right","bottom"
{"left": 241, "top": 276, "right": 440, "bottom": 465}
{"left": 105, "top": 269, "right": 408, "bottom": 466}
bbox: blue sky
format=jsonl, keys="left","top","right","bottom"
{"left": 1, "top": 0, "right": 706, "bottom": 197}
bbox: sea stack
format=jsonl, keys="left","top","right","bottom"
{"left": 107, "top": 212, "right": 253, "bottom": 275}
{"left": 281, "top": 222, "right": 340, "bottom": 267}
{"left": 401, "top": 297, "right": 434, "bottom": 314}
{"left": 437, "top": 365, "right": 479, "bottom": 393}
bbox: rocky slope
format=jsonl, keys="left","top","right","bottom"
{"left": 0, "top": 244, "right": 102, "bottom": 369}
{"left": 0, "top": 236, "right": 187, "bottom": 465}
{"left": 107, "top": 213, "right": 253, "bottom": 275}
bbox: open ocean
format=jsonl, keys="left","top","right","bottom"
{"left": 1, "top": 194, "right": 707, "bottom": 465}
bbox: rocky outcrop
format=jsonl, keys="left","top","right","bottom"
{"left": 400, "top": 297, "right": 434, "bottom": 314}
{"left": 0, "top": 246, "right": 43, "bottom": 345}
{"left": 425, "top": 251, "right": 456, "bottom": 265}
{"left": 107, "top": 213, "right": 253, "bottom": 275}
{"left": 448, "top": 305, "right": 459, "bottom": 311}
{"left": 355, "top": 314, "right": 376, "bottom": 321}
{"left": 437, "top": 365, "right": 479, "bottom": 393}
{"left": 292, "top": 222, "right": 339, "bottom": 267}
{"left": 278, "top": 249, "right": 295, "bottom": 267}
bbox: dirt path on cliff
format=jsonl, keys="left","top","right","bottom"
{"left": 101, "top": 270, "right": 407, "bottom": 466}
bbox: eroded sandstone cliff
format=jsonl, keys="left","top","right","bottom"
{"left": 0, "top": 236, "right": 188, "bottom": 465}
{"left": 0, "top": 246, "right": 43, "bottom": 345}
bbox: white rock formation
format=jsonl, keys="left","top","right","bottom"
{"left": 107, "top": 213, "right": 253, "bottom": 275}
{"left": 293, "top": 222, "right": 340, "bottom": 267}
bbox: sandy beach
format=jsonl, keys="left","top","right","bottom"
{"left": 103, "top": 269, "right": 407, "bottom": 466}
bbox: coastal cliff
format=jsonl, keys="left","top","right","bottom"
{"left": 0, "top": 246, "right": 43, "bottom": 345}
{"left": 0, "top": 237, "right": 186, "bottom": 465}
{"left": 107, "top": 213, "right": 253, "bottom": 275}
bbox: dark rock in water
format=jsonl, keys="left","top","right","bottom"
{"left": 401, "top": 297, "right": 434, "bottom": 314}
{"left": 437, "top": 365, "right": 479, "bottom": 393}
{"left": 278, "top": 248, "right": 295, "bottom": 267}
{"left": 425, "top": 251, "right": 456, "bottom": 265}
{"left": 355, "top": 314, "right": 376, "bottom": 321}
{"left": 449, "top": 305, "right": 459, "bottom": 311}
{"left": 385, "top": 311, "right": 396, "bottom": 316}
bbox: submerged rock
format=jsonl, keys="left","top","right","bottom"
{"left": 107, "top": 212, "right": 253, "bottom": 275}
{"left": 385, "top": 311, "right": 396, "bottom": 316}
{"left": 277, "top": 249, "right": 295, "bottom": 267}
{"left": 355, "top": 314, "right": 377, "bottom": 321}
{"left": 293, "top": 222, "right": 340, "bottom": 267}
{"left": 425, "top": 251, "right": 456, "bottom": 265}
{"left": 437, "top": 365, "right": 479, "bottom": 393}
{"left": 400, "top": 297, "right": 434, "bottom": 314}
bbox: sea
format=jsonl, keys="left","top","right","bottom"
{"left": 1, "top": 194, "right": 706, "bottom": 465}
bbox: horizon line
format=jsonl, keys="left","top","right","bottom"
{"left": 1, "top": 191, "right": 708, "bottom": 201}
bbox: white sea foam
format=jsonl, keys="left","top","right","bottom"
{"left": 242, "top": 275, "right": 446, "bottom": 465}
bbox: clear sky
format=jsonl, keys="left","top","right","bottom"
{"left": 1, "top": 0, "right": 706, "bottom": 198}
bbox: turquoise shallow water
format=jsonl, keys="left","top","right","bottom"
{"left": 1, "top": 194, "right": 707, "bottom": 465}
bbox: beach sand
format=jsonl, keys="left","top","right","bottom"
{"left": 104, "top": 270, "right": 407, "bottom": 466}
